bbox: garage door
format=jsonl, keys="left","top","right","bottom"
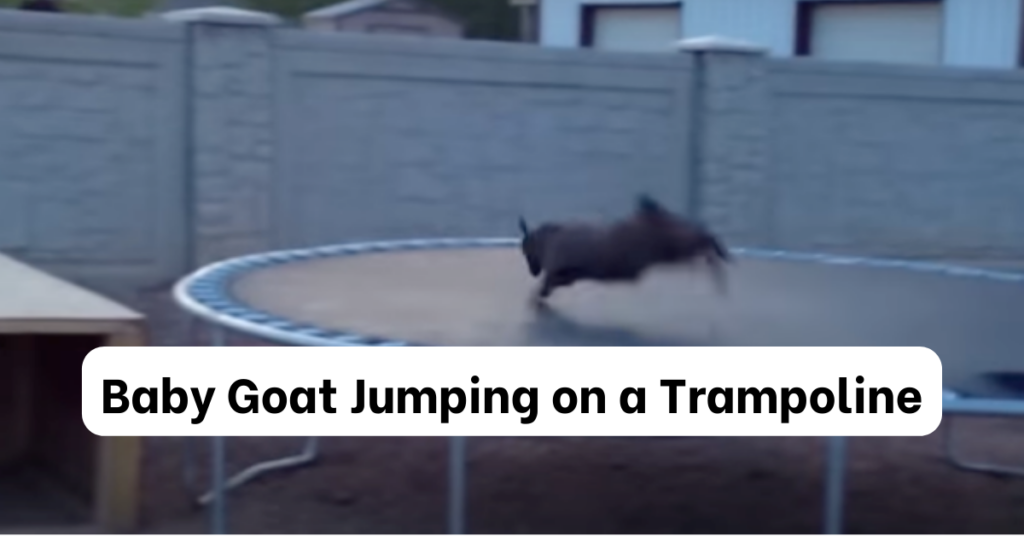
{"left": 590, "top": 6, "right": 682, "bottom": 52}
{"left": 809, "top": 2, "right": 943, "bottom": 64}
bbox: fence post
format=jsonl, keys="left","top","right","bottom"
{"left": 161, "top": 6, "right": 282, "bottom": 268}
{"left": 675, "top": 35, "right": 773, "bottom": 247}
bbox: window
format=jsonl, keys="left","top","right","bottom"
{"left": 795, "top": 1, "right": 943, "bottom": 65}
{"left": 580, "top": 3, "right": 683, "bottom": 53}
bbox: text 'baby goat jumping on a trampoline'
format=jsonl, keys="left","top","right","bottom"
{"left": 517, "top": 194, "right": 732, "bottom": 306}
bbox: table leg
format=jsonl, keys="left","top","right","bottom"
{"left": 95, "top": 328, "right": 145, "bottom": 533}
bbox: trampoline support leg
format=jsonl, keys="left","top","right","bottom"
{"left": 942, "top": 417, "right": 1024, "bottom": 477}
{"left": 190, "top": 324, "right": 321, "bottom": 534}
{"left": 209, "top": 325, "right": 228, "bottom": 534}
{"left": 184, "top": 434, "right": 197, "bottom": 491}
{"left": 449, "top": 436, "right": 467, "bottom": 534}
{"left": 823, "top": 436, "right": 848, "bottom": 535}
{"left": 196, "top": 437, "right": 320, "bottom": 506}
{"left": 211, "top": 436, "right": 227, "bottom": 534}
{"left": 184, "top": 323, "right": 319, "bottom": 512}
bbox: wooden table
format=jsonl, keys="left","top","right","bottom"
{"left": 0, "top": 252, "right": 146, "bottom": 533}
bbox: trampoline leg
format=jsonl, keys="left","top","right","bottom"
{"left": 449, "top": 436, "right": 467, "bottom": 534}
{"left": 183, "top": 435, "right": 197, "bottom": 491}
{"left": 942, "top": 417, "right": 1024, "bottom": 477}
{"left": 823, "top": 436, "right": 848, "bottom": 535}
{"left": 211, "top": 436, "right": 227, "bottom": 534}
{"left": 196, "top": 437, "right": 320, "bottom": 506}
{"left": 209, "top": 325, "right": 228, "bottom": 534}
{"left": 189, "top": 324, "right": 321, "bottom": 508}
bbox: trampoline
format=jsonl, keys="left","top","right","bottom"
{"left": 173, "top": 237, "right": 1024, "bottom": 534}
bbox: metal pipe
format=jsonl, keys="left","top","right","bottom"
{"left": 449, "top": 436, "right": 467, "bottom": 534}
{"left": 210, "top": 325, "right": 227, "bottom": 534}
{"left": 197, "top": 437, "right": 319, "bottom": 506}
{"left": 823, "top": 436, "right": 848, "bottom": 534}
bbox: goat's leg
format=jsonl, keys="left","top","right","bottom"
{"left": 530, "top": 269, "right": 576, "bottom": 307}
{"left": 530, "top": 282, "right": 548, "bottom": 305}
{"left": 529, "top": 276, "right": 554, "bottom": 308}
{"left": 533, "top": 274, "right": 560, "bottom": 301}
{"left": 704, "top": 254, "right": 729, "bottom": 295}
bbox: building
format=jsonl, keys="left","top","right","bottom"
{"left": 302, "top": 0, "right": 465, "bottom": 38}
{"left": 149, "top": 0, "right": 246, "bottom": 13}
{"left": 531, "top": 0, "right": 1024, "bottom": 69}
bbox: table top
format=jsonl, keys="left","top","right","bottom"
{"left": 0, "top": 252, "right": 142, "bottom": 331}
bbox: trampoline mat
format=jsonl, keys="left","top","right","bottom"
{"left": 230, "top": 247, "right": 1024, "bottom": 394}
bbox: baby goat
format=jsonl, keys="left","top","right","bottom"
{"left": 518, "top": 195, "right": 731, "bottom": 304}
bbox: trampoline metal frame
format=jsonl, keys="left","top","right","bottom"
{"left": 172, "top": 237, "right": 1024, "bottom": 535}
{"left": 940, "top": 391, "right": 1024, "bottom": 478}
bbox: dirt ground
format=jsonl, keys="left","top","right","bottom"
{"left": 90, "top": 261, "right": 1024, "bottom": 534}
{"left": 125, "top": 284, "right": 1024, "bottom": 535}
{"left": 127, "top": 418, "right": 1024, "bottom": 534}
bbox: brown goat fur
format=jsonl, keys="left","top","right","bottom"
{"left": 518, "top": 194, "right": 731, "bottom": 305}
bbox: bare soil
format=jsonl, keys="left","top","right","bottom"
{"left": 121, "top": 418, "right": 1024, "bottom": 534}
{"left": 108, "top": 269, "right": 1024, "bottom": 534}
{"left": 125, "top": 305, "right": 1024, "bottom": 534}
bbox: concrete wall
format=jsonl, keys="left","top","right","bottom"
{"left": 175, "top": 10, "right": 693, "bottom": 263}
{"left": 0, "top": 11, "right": 188, "bottom": 288}
{"left": 762, "top": 60, "right": 1024, "bottom": 257}
{"left": 2, "top": 7, "right": 1024, "bottom": 344}
{"left": 269, "top": 30, "right": 693, "bottom": 250}
{"left": 682, "top": 44, "right": 1024, "bottom": 259}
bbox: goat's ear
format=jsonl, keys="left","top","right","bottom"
{"left": 636, "top": 194, "right": 663, "bottom": 214}
{"left": 518, "top": 216, "right": 530, "bottom": 236}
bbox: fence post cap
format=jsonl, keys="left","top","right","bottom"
{"left": 675, "top": 35, "right": 768, "bottom": 54}
{"left": 160, "top": 6, "right": 282, "bottom": 26}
